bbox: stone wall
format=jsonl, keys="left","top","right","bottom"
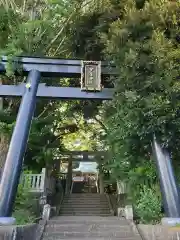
{"left": 137, "top": 224, "right": 180, "bottom": 240}
{"left": 0, "top": 223, "right": 38, "bottom": 240}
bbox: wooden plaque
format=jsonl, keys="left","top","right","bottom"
{"left": 81, "top": 61, "right": 101, "bottom": 91}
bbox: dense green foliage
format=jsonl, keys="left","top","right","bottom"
{"left": 103, "top": 0, "right": 180, "bottom": 173}
{"left": 0, "top": 0, "right": 102, "bottom": 171}
{"left": 13, "top": 174, "right": 37, "bottom": 225}
{"left": 101, "top": 0, "right": 180, "bottom": 222}
{"left": 134, "top": 185, "right": 163, "bottom": 224}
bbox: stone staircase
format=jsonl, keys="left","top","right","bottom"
{"left": 60, "top": 193, "right": 112, "bottom": 216}
{"left": 42, "top": 216, "right": 142, "bottom": 240}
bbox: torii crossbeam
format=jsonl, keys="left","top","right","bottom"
{"left": 0, "top": 56, "right": 115, "bottom": 99}
{"left": 58, "top": 151, "right": 107, "bottom": 162}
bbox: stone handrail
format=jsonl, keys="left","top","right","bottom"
{"left": 117, "top": 180, "right": 127, "bottom": 194}
{"left": 22, "top": 172, "right": 45, "bottom": 193}
{"left": 106, "top": 194, "right": 114, "bottom": 215}
{"left": 22, "top": 168, "right": 55, "bottom": 194}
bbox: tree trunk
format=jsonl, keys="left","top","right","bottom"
{"left": 0, "top": 78, "right": 3, "bottom": 110}
{"left": 0, "top": 134, "right": 9, "bottom": 174}
{"left": 0, "top": 78, "right": 9, "bottom": 175}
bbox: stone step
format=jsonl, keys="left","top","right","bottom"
{"left": 61, "top": 210, "right": 111, "bottom": 213}
{"left": 64, "top": 196, "right": 106, "bottom": 198}
{"left": 48, "top": 217, "right": 129, "bottom": 224}
{"left": 48, "top": 216, "right": 127, "bottom": 222}
{"left": 43, "top": 230, "right": 139, "bottom": 238}
{"left": 62, "top": 205, "right": 109, "bottom": 208}
{"left": 60, "top": 211, "right": 111, "bottom": 213}
{"left": 65, "top": 201, "right": 108, "bottom": 202}
{"left": 65, "top": 194, "right": 105, "bottom": 196}
{"left": 61, "top": 208, "right": 112, "bottom": 210}
{"left": 63, "top": 203, "right": 108, "bottom": 206}
{"left": 64, "top": 200, "right": 108, "bottom": 202}
{"left": 66, "top": 194, "right": 105, "bottom": 195}
{"left": 63, "top": 203, "right": 109, "bottom": 206}
{"left": 61, "top": 209, "right": 110, "bottom": 212}
{"left": 62, "top": 204, "right": 109, "bottom": 209}
{"left": 64, "top": 197, "right": 108, "bottom": 200}
{"left": 64, "top": 198, "right": 108, "bottom": 203}
{"left": 64, "top": 195, "right": 107, "bottom": 197}
{"left": 60, "top": 213, "right": 112, "bottom": 216}
{"left": 60, "top": 213, "right": 113, "bottom": 216}
{"left": 61, "top": 206, "right": 109, "bottom": 208}
{"left": 64, "top": 198, "right": 108, "bottom": 200}
{"left": 42, "top": 215, "right": 142, "bottom": 240}
{"left": 61, "top": 208, "right": 110, "bottom": 211}
{"left": 45, "top": 225, "right": 132, "bottom": 232}
{"left": 64, "top": 201, "right": 108, "bottom": 203}
{"left": 60, "top": 211, "right": 112, "bottom": 213}
{"left": 64, "top": 196, "right": 107, "bottom": 198}
{"left": 61, "top": 210, "right": 110, "bottom": 213}
{"left": 43, "top": 237, "right": 141, "bottom": 240}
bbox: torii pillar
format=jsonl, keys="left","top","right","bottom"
{"left": 65, "top": 158, "right": 73, "bottom": 194}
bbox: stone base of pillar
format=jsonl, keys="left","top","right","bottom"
{"left": 117, "top": 205, "right": 133, "bottom": 220}
{"left": 124, "top": 205, "right": 133, "bottom": 220}
{"left": 0, "top": 217, "right": 16, "bottom": 225}
{"left": 42, "top": 204, "right": 51, "bottom": 220}
{"left": 161, "top": 217, "right": 180, "bottom": 226}
{"left": 117, "top": 207, "right": 124, "bottom": 217}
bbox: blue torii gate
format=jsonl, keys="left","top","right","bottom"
{"left": 0, "top": 56, "right": 179, "bottom": 220}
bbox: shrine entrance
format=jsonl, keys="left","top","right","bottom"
{"left": 0, "top": 56, "right": 180, "bottom": 220}
{"left": 0, "top": 57, "right": 114, "bottom": 217}
{"left": 57, "top": 151, "right": 107, "bottom": 194}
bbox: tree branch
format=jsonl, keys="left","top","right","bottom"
{"left": 94, "top": 116, "right": 107, "bottom": 133}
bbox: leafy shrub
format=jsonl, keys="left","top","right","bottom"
{"left": 134, "top": 185, "right": 163, "bottom": 224}
{"left": 13, "top": 173, "right": 37, "bottom": 225}
{"left": 13, "top": 209, "right": 36, "bottom": 225}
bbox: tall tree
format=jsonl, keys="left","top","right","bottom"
{"left": 102, "top": 0, "right": 180, "bottom": 181}
{"left": 0, "top": 0, "right": 88, "bottom": 171}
